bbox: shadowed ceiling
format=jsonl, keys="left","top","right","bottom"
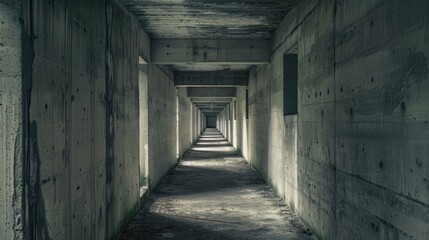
{"left": 123, "top": 0, "right": 297, "bottom": 39}
{"left": 125, "top": 0, "right": 297, "bottom": 115}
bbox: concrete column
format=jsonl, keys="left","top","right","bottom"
{"left": 0, "top": 1, "right": 24, "bottom": 239}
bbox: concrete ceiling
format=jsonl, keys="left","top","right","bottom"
{"left": 125, "top": 0, "right": 296, "bottom": 116}
{"left": 191, "top": 98, "right": 232, "bottom": 117}
{"left": 173, "top": 63, "right": 251, "bottom": 71}
{"left": 123, "top": 0, "right": 297, "bottom": 39}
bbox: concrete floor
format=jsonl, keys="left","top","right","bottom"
{"left": 119, "top": 129, "right": 316, "bottom": 240}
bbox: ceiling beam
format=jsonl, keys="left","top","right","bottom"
{"left": 175, "top": 70, "right": 248, "bottom": 87}
{"left": 204, "top": 114, "right": 219, "bottom": 117}
{"left": 200, "top": 109, "right": 223, "bottom": 114}
{"left": 191, "top": 97, "right": 233, "bottom": 103}
{"left": 197, "top": 107, "right": 225, "bottom": 110}
{"left": 151, "top": 39, "right": 270, "bottom": 64}
{"left": 194, "top": 104, "right": 228, "bottom": 107}
{"left": 188, "top": 87, "right": 236, "bottom": 98}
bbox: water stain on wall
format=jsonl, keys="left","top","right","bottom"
{"left": 29, "top": 121, "right": 52, "bottom": 240}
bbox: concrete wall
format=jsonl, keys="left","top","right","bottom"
{"left": 191, "top": 105, "right": 206, "bottom": 143}
{"left": 235, "top": 88, "right": 249, "bottom": 160}
{"left": 218, "top": 101, "right": 239, "bottom": 147}
{"left": 218, "top": 104, "right": 230, "bottom": 139}
{"left": 147, "top": 65, "right": 177, "bottom": 190}
{"left": 0, "top": 0, "right": 191, "bottom": 239}
{"left": 243, "top": 0, "right": 429, "bottom": 239}
{"left": 20, "top": 0, "right": 199, "bottom": 237}
{"left": 334, "top": 1, "right": 429, "bottom": 239}
{"left": 29, "top": 0, "right": 106, "bottom": 239}
{"left": 0, "top": 1, "right": 24, "bottom": 239}
{"left": 146, "top": 66, "right": 204, "bottom": 190}
{"left": 106, "top": 1, "right": 142, "bottom": 237}
{"left": 178, "top": 88, "right": 192, "bottom": 157}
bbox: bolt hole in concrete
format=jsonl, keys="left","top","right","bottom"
{"left": 120, "top": 129, "right": 316, "bottom": 240}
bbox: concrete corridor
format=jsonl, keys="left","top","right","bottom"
{"left": 2, "top": 1, "right": 429, "bottom": 239}
{"left": 119, "top": 129, "right": 315, "bottom": 240}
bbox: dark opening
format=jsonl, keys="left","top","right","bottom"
{"left": 207, "top": 116, "right": 217, "bottom": 128}
{"left": 246, "top": 89, "right": 249, "bottom": 119}
{"left": 283, "top": 54, "right": 298, "bottom": 116}
{"left": 234, "top": 100, "right": 237, "bottom": 120}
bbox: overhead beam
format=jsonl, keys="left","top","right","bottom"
{"left": 195, "top": 104, "right": 227, "bottom": 107}
{"left": 197, "top": 107, "right": 225, "bottom": 110}
{"left": 191, "top": 97, "right": 233, "bottom": 103}
{"left": 151, "top": 39, "right": 270, "bottom": 64}
{"left": 187, "top": 87, "right": 236, "bottom": 98}
{"left": 194, "top": 104, "right": 228, "bottom": 108}
{"left": 200, "top": 109, "right": 223, "bottom": 114}
{"left": 194, "top": 102, "right": 229, "bottom": 106}
{"left": 175, "top": 70, "right": 248, "bottom": 87}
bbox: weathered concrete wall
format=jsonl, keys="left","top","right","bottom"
{"left": 24, "top": 0, "right": 149, "bottom": 239}
{"left": 106, "top": 1, "right": 142, "bottom": 237}
{"left": 245, "top": 0, "right": 429, "bottom": 239}
{"left": 294, "top": 1, "right": 336, "bottom": 238}
{"left": 147, "top": 65, "right": 177, "bottom": 190}
{"left": 218, "top": 103, "right": 232, "bottom": 141}
{"left": 335, "top": 1, "right": 429, "bottom": 239}
{"left": 190, "top": 105, "right": 205, "bottom": 143}
{"left": 0, "top": 1, "right": 24, "bottom": 239}
{"left": 218, "top": 105, "right": 228, "bottom": 138}
{"left": 29, "top": 0, "right": 107, "bottom": 239}
{"left": 235, "top": 87, "right": 249, "bottom": 160}
{"left": 178, "top": 88, "right": 192, "bottom": 157}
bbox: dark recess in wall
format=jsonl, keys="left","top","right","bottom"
{"left": 283, "top": 54, "right": 298, "bottom": 116}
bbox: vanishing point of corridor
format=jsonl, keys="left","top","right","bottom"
{"left": 119, "top": 129, "right": 315, "bottom": 240}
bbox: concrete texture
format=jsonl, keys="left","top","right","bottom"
{"left": 147, "top": 65, "right": 178, "bottom": 191}
{"left": 0, "top": 1, "right": 24, "bottom": 239}
{"left": 123, "top": 1, "right": 297, "bottom": 39}
{"left": 26, "top": 0, "right": 146, "bottom": 238}
{"left": 178, "top": 88, "right": 192, "bottom": 158}
{"left": 175, "top": 70, "right": 248, "bottom": 87}
{"left": 218, "top": 103, "right": 232, "bottom": 143}
{"left": 28, "top": 1, "right": 107, "bottom": 238}
{"left": 240, "top": 0, "right": 429, "bottom": 239}
{"left": 119, "top": 129, "right": 316, "bottom": 240}
{"left": 187, "top": 87, "right": 237, "bottom": 98}
{"left": 234, "top": 87, "right": 249, "bottom": 160}
{"left": 2, "top": 0, "right": 429, "bottom": 239}
{"left": 3, "top": 0, "right": 195, "bottom": 239}
{"left": 146, "top": 65, "right": 206, "bottom": 191}
{"left": 151, "top": 39, "right": 270, "bottom": 66}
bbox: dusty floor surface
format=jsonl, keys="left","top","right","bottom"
{"left": 119, "top": 129, "right": 316, "bottom": 240}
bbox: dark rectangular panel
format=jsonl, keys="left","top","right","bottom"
{"left": 207, "top": 117, "right": 217, "bottom": 128}
{"left": 283, "top": 54, "right": 298, "bottom": 116}
{"left": 246, "top": 89, "right": 249, "bottom": 119}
